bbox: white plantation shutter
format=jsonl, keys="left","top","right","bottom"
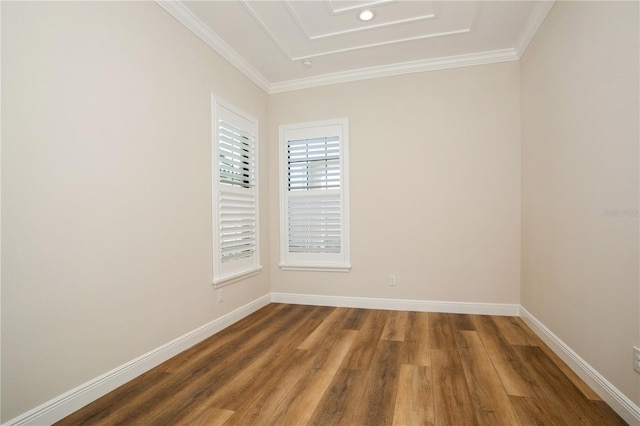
{"left": 288, "top": 193, "right": 341, "bottom": 254}
{"left": 219, "top": 121, "right": 254, "bottom": 189}
{"left": 279, "top": 119, "right": 350, "bottom": 271}
{"left": 288, "top": 136, "right": 341, "bottom": 191}
{"left": 219, "top": 191, "right": 255, "bottom": 262}
{"left": 213, "top": 98, "right": 261, "bottom": 286}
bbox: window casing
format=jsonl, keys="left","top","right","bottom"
{"left": 212, "top": 98, "right": 261, "bottom": 286}
{"left": 279, "top": 118, "right": 350, "bottom": 271}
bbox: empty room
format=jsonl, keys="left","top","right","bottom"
{"left": 1, "top": 0, "right": 639, "bottom": 424}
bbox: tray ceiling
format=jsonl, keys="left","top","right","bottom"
{"left": 157, "top": 1, "right": 555, "bottom": 93}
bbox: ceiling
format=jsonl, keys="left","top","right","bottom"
{"left": 157, "top": 1, "right": 555, "bottom": 93}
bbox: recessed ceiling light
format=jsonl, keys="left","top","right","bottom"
{"left": 302, "top": 60, "right": 313, "bottom": 68}
{"left": 359, "top": 9, "right": 375, "bottom": 22}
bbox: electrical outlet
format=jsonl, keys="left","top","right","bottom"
{"left": 388, "top": 274, "right": 396, "bottom": 286}
{"left": 634, "top": 346, "right": 640, "bottom": 374}
{"left": 218, "top": 289, "right": 224, "bottom": 303}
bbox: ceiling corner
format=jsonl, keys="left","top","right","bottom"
{"left": 155, "top": 0, "right": 272, "bottom": 93}
{"left": 156, "top": 0, "right": 556, "bottom": 95}
{"left": 514, "top": 0, "right": 556, "bottom": 58}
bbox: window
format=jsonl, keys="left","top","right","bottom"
{"left": 212, "top": 98, "right": 261, "bottom": 286}
{"left": 279, "top": 118, "right": 350, "bottom": 271}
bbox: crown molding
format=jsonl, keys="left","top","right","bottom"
{"left": 156, "top": 1, "right": 552, "bottom": 95}
{"left": 155, "top": 0, "right": 271, "bottom": 93}
{"left": 514, "top": 0, "right": 556, "bottom": 57}
{"left": 269, "top": 48, "right": 519, "bottom": 94}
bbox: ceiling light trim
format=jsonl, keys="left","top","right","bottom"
{"left": 358, "top": 9, "right": 375, "bottom": 22}
{"left": 242, "top": 1, "right": 467, "bottom": 62}
{"left": 155, "top": 0, "right": 270, "bottom": 93}
{"left": 269, "top": 48, "right": 519, "bottom": 94}
{"left": 156, "top": 1, "right": 554, "bottom": 97}
{"left": 285, "top": 1, "right": 437, "bottom": 41}
{"left": 242, "top": 1, "right": 476, "bottom": 62}
{"left": 328, "top": 0, "right": 392, "bottom": 14}
{"left": 306, "top": 14, "right": 437, "bottom": 41}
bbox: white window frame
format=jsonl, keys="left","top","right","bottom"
{"left": 279, "top": 118, "right": 351, "bottom": 272}
{"left": 212, "top": 97, "right": 262, "bottom": 287}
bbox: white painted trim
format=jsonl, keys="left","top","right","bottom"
{"left": 15, "top": 297, "right": 639, "bottom": 425}
{"left": 287, "top": 27, "right": 470, "bottom": 62}
{"left": 278, "top": 263, "right": 351, "bottom": 272}
{"left": 520, "top": 307, "right": 640, "bottom": 425}
{"left": 154, "top": 0, "right": 270, "bottom": 93}
{"left": 154, "top": 0, "right": 541, "bottom": 96}
{"left": 238, "top": 1, "right": 460, "bottom": 61}
{"left": 269, "top": 49, "right": 519, "bottom": 94}
{"left": 211, "top": 97, "right": 261, "bottom": 287}
{"left": 328, "top": 0, "right": 393, "bottom": 15}
{"left": 2, "top": 293, "right": 514, "bottom": 425}
{"left": 213, "top": 265, "right": 263, "bottom": 288}
{"left": 290, "top": 3, "right": 436, "bottom": 42}
{"left": 278, "top": 118, "right": 351, "bottom": 269}
{"left": 270, "top": 292, "right": 520, "bottom": 316}
{"left": 2, "top": 294, "right": 271, "bottom": 426}
{"left": 514, "top": 1, "right": 556, "bottom": 57}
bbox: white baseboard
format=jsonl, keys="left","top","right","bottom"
{"left": 270, "top": 292, "right": 520, "bottom": 316}
{"left": 520, "top": 307, "right": 640, "bottom": 425}
{"left": 3, "top": 293, "right": 271, "bottom": 426}
{"left": 6, "top": 296, "right": 637, "bottom": 426}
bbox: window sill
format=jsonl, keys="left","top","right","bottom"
{"left": 279, "top": 262, "right": 351, "bottom": 272}
{"left": 213, "top": 265, "right": 263, "bottom": 288}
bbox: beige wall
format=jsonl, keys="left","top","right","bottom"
{"left": 3, "top": 0, "right": 639, "bottom": 422}
{"left": 1, "top": 2, "right": 270, "bottom": 420}
{"left": 521, "top": 1, "right": 640, "bottom": 404}
{"left": 269, "top": 62, "right": 522, "bottom": 304}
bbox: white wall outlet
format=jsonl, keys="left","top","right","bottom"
{"left": 388, "top": 274, "right": 396, "bottom": 286}
{"left": 218, "top": 289, "right": 224, "bottom": 303}
{"left": 633, "top": 346, "right": 640, "bottom": 374}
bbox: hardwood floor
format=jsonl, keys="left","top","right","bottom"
{"left": 56, "top": 304, "right": 627, "bottom": 426}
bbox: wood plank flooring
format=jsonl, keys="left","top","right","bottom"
{"left": 56, "top": 304, "right": 627, "bottom": 426}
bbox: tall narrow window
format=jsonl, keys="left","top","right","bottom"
{"left": 212, "top": 98, "right": 261, "bottom": 286}
{"left": 279, "top": 118, "right": 350, "bottom": 271}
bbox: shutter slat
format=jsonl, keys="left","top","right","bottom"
{"left": 287, "top": 191, "right": 341, "bottom": 254}
{"left": 284, "top": 130, "right": 345, "bottom": 256}
{"left": 219, "top": 187, "right": 256, "bottom": 263}
{"left": 214, "top": 104, "right": 259, "bottom": 271}
{"left": 289, "top": 247, "right": 341, "bottom": 253}
{"left": 219, "top": 150, "right": 253, "bottom": 161}
{"left": 288, "top": 136, "right": 339, "bottom": 147}
{"left": 218, "top": 119, "right": 255, "bottom": 190}
{"left": 220, "top": 248, "right": 256, "bottom": 260}
{"left": 287, "top": 136, "right": 341, "bottom": 192}
{"left": 219, "top": 125, "right": 252, "bottom": 141}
